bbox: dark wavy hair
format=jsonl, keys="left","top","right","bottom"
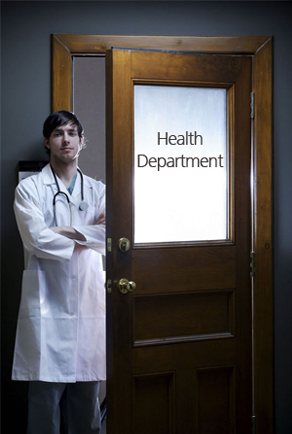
{"left": 43, "top": 111, "right": 84, "bottom": 154}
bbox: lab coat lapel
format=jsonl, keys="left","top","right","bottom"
{"left": 70, "top": 170, "right": 82, "bottom": 206}
{"left": 42, "top": 164, "right": 80, "bottom": 207}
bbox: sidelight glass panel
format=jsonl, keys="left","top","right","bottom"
{"left": 134, "top": 85, "right": 228, "bottom": 244}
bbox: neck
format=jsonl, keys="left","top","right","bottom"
{"left": 50, "top": 159, "right": 78, "bottom": 188}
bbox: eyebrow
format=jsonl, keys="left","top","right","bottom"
{"left": 54, "top": 127, "right": 77, "bottom": 133}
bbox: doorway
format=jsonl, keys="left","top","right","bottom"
{"left": 52, "top": 34, "right": 273, "bottom": 434}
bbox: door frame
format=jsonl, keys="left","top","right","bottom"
{"left": 51, "top": 34, "right": 273, "bottom": 434}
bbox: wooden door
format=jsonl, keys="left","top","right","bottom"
{"left": 106, "top": 48, "right": 252, "bottom": 434}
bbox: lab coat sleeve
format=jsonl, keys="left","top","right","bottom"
{"left": 73, "top": 224, "right": 106, "bottom": 255}
{"left": 14, "top": 179, "right": 75, "bottom": 261}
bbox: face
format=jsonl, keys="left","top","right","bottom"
{"left": 45, "top": 122, "right": 84, "bottom": 165}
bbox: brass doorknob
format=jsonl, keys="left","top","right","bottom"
{"left": 118, "top": 278, "right": 137, "bottom": 294}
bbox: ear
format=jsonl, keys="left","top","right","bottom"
{"left": 79, "top": 134, "right": 85, "bottom": 149}
{"left": 44, "top": 138, "right": 50, "bottom": 150}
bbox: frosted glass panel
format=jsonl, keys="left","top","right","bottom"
{"left": 134, "top": 85, "right": 228, "bottom": 244}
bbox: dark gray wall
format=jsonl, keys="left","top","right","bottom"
{"left": 1, "top": 1, "right": 292, "bottom": 432}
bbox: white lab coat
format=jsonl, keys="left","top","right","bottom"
{"left": 12, "top": 163, "right": 106, "bottom": 382}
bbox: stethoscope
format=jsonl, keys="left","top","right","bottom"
{"left": 51, "top": 165, "right": 89, "bottom": 226}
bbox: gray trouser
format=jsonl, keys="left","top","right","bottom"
{"left": 27, "top": 381, "right": 101, "bottom": 434}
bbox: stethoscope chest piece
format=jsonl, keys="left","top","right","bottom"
{"left": 79, "top": 201, "right": 89, "bottom": 211}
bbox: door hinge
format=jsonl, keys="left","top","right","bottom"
{"left": 251, "top": 415, "right": 256, "bottom": 434}
{"left": 250, "top": 92, "right": 255, "bottom": 119}
{"left": 250, "top": 252, "right": 255, "bottom": 278}
{"left": 107, "top": 237, "right": 112, "bottom": 252}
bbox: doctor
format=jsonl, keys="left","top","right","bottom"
{"left": 12, "top": 111, "right": 106, "bottom": 434}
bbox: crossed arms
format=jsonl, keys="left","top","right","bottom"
{"left": 50, "top": 213, "right": 106, "bottom": 252}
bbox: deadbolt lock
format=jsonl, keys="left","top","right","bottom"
{"left": 118, "top": 237, "right": 130, "bottom": 252}
{"left": 118, "top": 278, "right": 137, "bottom": 294}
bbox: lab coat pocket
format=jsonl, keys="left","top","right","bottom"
{"left": 18, "top": 270, "right": 46, "bottom": 319}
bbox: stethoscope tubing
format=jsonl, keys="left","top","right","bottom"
{"left": 51, "top": 166, "right": 88, "bottom": 226}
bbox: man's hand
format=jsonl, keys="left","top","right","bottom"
{"left": 95, "top": 213, "right": 106, "bottom": 226}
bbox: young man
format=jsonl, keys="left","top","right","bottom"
{"left": 12, "top": 111, "right": 106, "bottom": 434}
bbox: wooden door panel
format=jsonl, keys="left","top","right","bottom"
{"left": 133, "top": 372, "right": 175, "bottom": 434}
{"left": 176, "top": 369, "right": 197, "bottom": 434}
{"left": 132, "top": 246, "right": 236, "bottom": 293}
{"left": 107, "top": 48, "right": 252, "bottom": 433}
{"left": 133, "top": 340, "right": 236, "bottom": 374}
{"left": 197, "top": 366, "right": 236, "bottom": 434}
{"left": 133, "top": 290, "right": 235, "bottom": 345}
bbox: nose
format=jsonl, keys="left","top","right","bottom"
{"left": 63, "top": 132, "right": 70, "bottom": 143}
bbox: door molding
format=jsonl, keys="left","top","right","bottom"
{"left": 51, "top": 34, "right": 273, "bottom": 434}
